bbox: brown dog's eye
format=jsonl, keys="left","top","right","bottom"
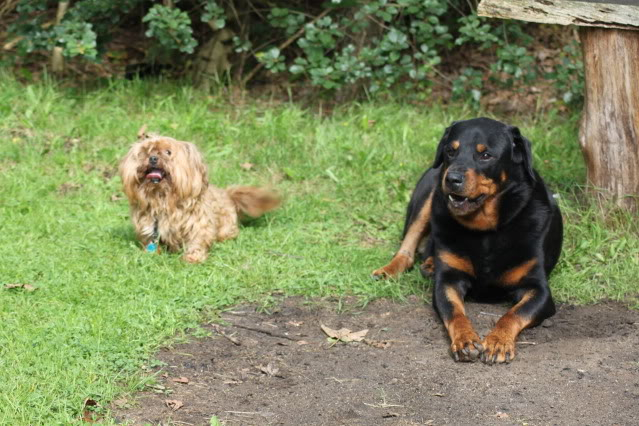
{"left": 166, "top": 150, "right": 171, "bottom": 156}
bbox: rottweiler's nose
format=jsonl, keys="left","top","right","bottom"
{"left": 446, "top": 171, "right": 465, "bottom": 192}
{"left": 149, "top": 155, "right": 158, "bottom": 166}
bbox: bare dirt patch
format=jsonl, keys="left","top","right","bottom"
{"left": 113, "top": 296, "right": 639, "bottom": 425}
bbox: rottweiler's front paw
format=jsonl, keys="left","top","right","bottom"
{"left": 450, "top": 331, "right": 483, "bottom": 362}
{"left": 481, "top": 332, "right": 516, "bottom": 364}
{"left": 419, "top": 256, "right": 435, "bottom": 278}
{"left": 371, "top": 254, "right": 413, "bottom": 280}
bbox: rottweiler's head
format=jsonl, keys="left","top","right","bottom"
{"left": 432, "top": 118, "right": 534, "bottom": 217}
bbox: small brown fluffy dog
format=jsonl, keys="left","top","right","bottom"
{"left": 119, "top": 133, "right": 280, "bottom": 263}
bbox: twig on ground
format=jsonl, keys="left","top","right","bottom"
{"left": 220, "top": 331, "right": 241, "bottom": 346}
{"left": 212, "top": 324, "right": 241, "bottom": 345}
{"left": 225, "top": 410, "right": 274, "bottom": 417}
{"left": 233, "top": 323, "right": 301, "bottom": 342}
{"left": 364, "top": 402, "right": 405, "bottom": 408}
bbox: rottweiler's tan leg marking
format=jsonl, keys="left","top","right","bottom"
{"left": 444, "top": 287, "right": 482, "bottom": 362}
{"left": 481, "top": 290, "right": 535, "bottom": 364}
{"left": 372, "top": 192, "right": 434, "bottom": 279}
{"left": 500, "top": 258, "right": 538, "bottom": 285}
{"left": 439, "top": 251, "right": 475, "bottom": 277}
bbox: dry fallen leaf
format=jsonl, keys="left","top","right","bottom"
{"left": 495, "top": 411, "right": 510, "bottom": 419}
{"left": 171, "top": 377, "right": 189, "bottom": 384}
{"left": 110, "top": 193, "right": 124, "bottom": 202}
{"left": 4, "top": 284, "right": 23, "bottom": 289}
{"left": 296, "top": 340, "right": 309, "bottom": 345}
{"left": 81, "top": 398, "right": 102, "bottom": 423}
{"left": 149, "top": 384, "right": 166, "bottom": 393}
{"left": 257, "top": 363, "right": 279, "bottom": 377}
{"left": 286, "top": 320, "right": 303, "bottom": 327}
{"left": 4, "top": 283, "right": 37, "bottom": 292}
{"left": 57, "top": 182, "right": 82, "bottom": 195}
{"left": 240, "top": 162, "right": 255, "bottom": 171}
{"left": 320, "top": 324, "right": 368, "bottom": 342}
{"left": 165, "top": 399, "right": 184, "bottom": 411}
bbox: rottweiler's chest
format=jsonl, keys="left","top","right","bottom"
{"left": 472, "top": 236, "right": 508, "bottom": 283}
{"left": 437, "top": 229, "right": 531, "bottom": 287}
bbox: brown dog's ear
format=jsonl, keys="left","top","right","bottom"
{"left": 170, "top": 141, "right": 209, "bottom": 199}
{"left": 432, "top": 121, "right": 458, "bottom": 168}
{"left": 508, "top": 126, "right": 535, "bottom": 182}
{"left": 119, "top": 143, "right": 143, "bottom": 203}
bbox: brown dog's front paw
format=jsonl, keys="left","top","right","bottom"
{"left": 450, "top": 331, "right": 483, "bottom": 362}
{"left": 481, "top": 333, "right": 516, "bottom": 364}
{"left": 183, "top": 251, "right": 207, "bottom": 264}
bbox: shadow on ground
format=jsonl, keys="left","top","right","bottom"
{"left": 113, "top": 296, "right": 639, "bottom": 425}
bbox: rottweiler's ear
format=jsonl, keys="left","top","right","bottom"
{"left": 432, "top": 122, "right": 458, "bottom": 168}
{"left": 509, "top": 126, "right": 535, "bottom": 182}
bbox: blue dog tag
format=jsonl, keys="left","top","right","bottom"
{"left": 146, "top": 242, "right": 158, "bottom": 253}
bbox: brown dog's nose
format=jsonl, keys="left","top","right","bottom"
{"left": 446, "top": 171, "right": 464, "bottom": 192}
{"left": 149, "top": 155, "right": 158, "bottom": 166}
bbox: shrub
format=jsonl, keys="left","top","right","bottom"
{"left": 5, "top": 0, "right": 584, "bottom": 106}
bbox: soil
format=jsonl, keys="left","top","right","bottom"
{"left": 113, "top": 296, "right": 639, "bottom": 425}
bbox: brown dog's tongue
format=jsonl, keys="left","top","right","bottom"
{"left": 146, "top": 171, "right": 163, "bottom": 181}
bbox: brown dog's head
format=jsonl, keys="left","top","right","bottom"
{"left": 119, "top": 135, "right": 209, "bottom": 203}
{"left": 432, "top": 118, "right": 534, "bottom": 218}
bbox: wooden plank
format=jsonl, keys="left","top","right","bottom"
{"left": 478, "top": 0, "right": 639, "bottom": 30}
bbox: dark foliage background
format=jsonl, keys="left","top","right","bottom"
{"left": 2, "top": 0, "right": 583, "bottom": 106}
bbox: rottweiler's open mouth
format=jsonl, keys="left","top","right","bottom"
{"left": 145, "top": 168, "right": 165, "bottom": 184}
{"left": 447, "top": 193, "right": 487, "bottom": 214}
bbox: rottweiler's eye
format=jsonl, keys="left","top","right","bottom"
{"left": 479, "top": 152, "right": 492, "bottom": 161}
{"left": 445, "top": 147, "right": 456, "bottom": 158}
{"left": 166, "top": 150, "right": 171, "bottom": 156}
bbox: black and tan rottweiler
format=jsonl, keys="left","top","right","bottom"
{"left": 373, "top": 118, "right": 562, "bottom": 364}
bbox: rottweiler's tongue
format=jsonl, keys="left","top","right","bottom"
{"left": 146, "top": 170, "right": 163, "bottom": 181}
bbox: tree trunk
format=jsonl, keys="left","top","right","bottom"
{"left": 191, "top": 28, "right": 234, "bottom": 91}
{"left": 579, "top": 28, "right": 639, "bottom": 211}
{"left": 51, "top": 1, "right": 70, "bottom": 74}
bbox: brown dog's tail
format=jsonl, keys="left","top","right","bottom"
{"left": 226, "top": 186, "right": 281, "bottom": 218}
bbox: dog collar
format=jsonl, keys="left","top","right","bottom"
{"left": 146, "top": 219, "right": 159, "bottom": 252}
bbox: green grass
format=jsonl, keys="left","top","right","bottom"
{"left": 0, "top": 75, "right": 637, "bottom": 423}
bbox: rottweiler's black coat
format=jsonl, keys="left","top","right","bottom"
{"left": 373, "top": 118, "right": 562, "bottom": 363}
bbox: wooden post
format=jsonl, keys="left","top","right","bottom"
{"left": 579, "top": 28, "right": 639, "bottom": 210}
{"left": 478, "top": 0, "right": 639, "bottom": 211}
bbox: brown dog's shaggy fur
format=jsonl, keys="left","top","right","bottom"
{"left": 119, "top": 134, "right": 280, "bottom": 263}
